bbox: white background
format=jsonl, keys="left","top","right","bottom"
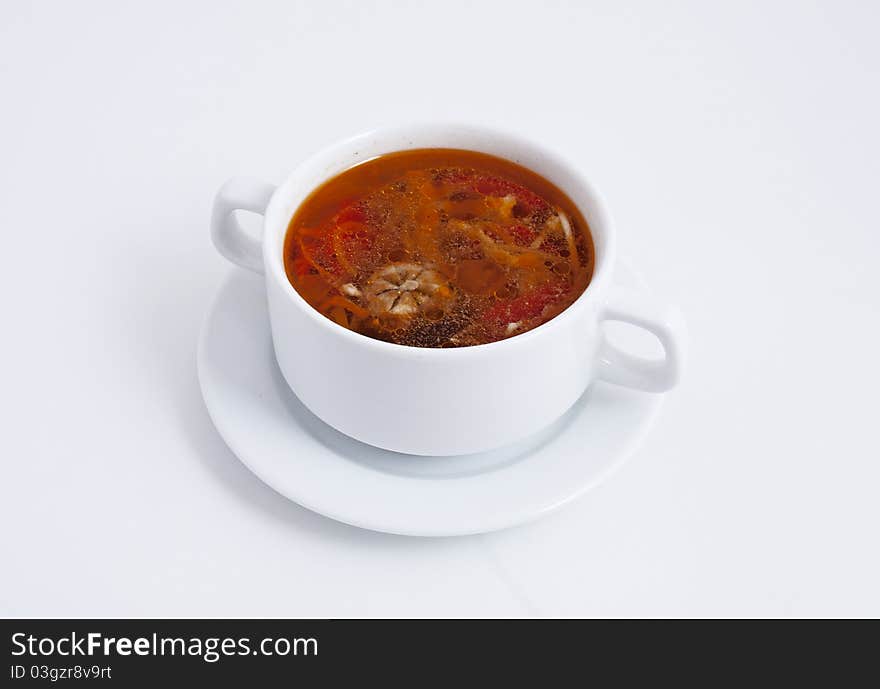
{"left": 2, "top": 0, "right": 879, "bottom": 617}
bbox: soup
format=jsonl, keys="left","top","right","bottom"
{"left": 283, "top": 149, "right": 594, "bottom": 348}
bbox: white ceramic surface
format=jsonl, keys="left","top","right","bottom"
{"left": 198, "top": 259, "right": 663, "bottom": 536}
{"left": 210, "top": 124, "right": 686, "bottom": 456}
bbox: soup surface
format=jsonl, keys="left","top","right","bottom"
{"left": 283, "top": 149, "right": 594, "bottom": 347}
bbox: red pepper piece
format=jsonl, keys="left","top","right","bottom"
{"left": 508, "top": 224, "right": 538, "bottom": 246}
{"left": 472, "top": 175, "right": 549, "bottom": 215}
{"left": 483, "top": 283, "right": 567, "bottom": 326}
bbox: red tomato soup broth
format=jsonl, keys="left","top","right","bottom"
{"left": 283, "top": 149, "right": 594, "bottom": 348}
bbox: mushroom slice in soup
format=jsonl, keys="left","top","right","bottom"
{"left": 364, "top": 262, "right": 454, "bottom": 321}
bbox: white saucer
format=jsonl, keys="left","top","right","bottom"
{"left": 198, "top": 260, "right": 664, "bottom": 536}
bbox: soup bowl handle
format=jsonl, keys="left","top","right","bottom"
{"left": 596, "top": 286, "right": 687, "bottom": 393}
{"left": 210, "top": 177, "right": 277, "bottom": 274}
